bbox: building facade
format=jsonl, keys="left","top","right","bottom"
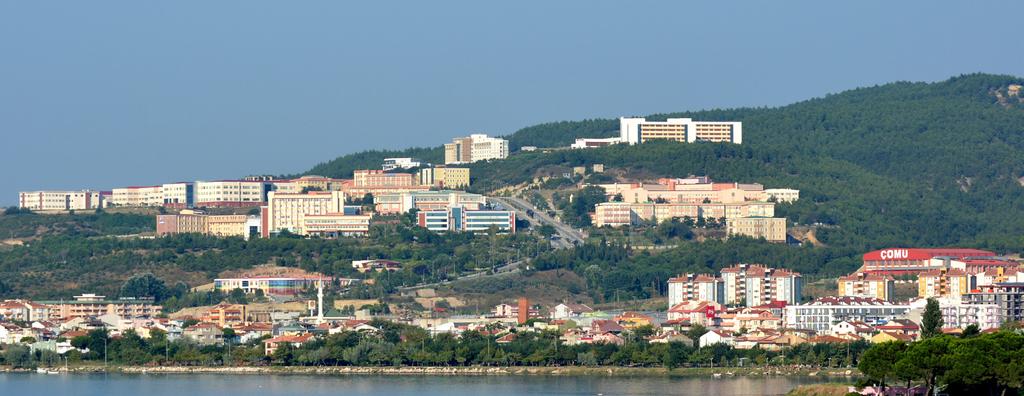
{"left": 783, "top": 296, "right": 912, "bottom": 333}
{"left": 416, "top": 166, "right": 470, "bottom": 188}
{"left": 195, "top": 180, "right": 270, "bottom": 207}
{"left": 592, "top": 201, "right": 776, "bottom": 227}
{"left": 262, "top": 191, "right": 347, "bottom": 237}
{"left": 156, "top": 210, "right": 257, "bottom": 239}
{"left": 373, "top": 190, "right": 485, "bottom": 214}
{"left": 861, "top": 248, "right": 996, "bottom": 275}
{"left": 382, "top": 158, "right": 425, "bottom": 171}
{"left": 667, "top": 274, "right": 724, "bottom": 306}
{"left": 963, "top": 283, "right": 1024, "bottom": 325}
{"left": 444, "top": 134, "right": 509, "bottom": 164}
{"left": 619, "top": 117, "right": 742, "bottom": 145}
{"left": 918, "top": 268, "right": 969, "bottom": 298}
{"left": 18, "top": 190, "right": 102, "bottom": 211}
{"left": 416, "top": 206, "right": 515, "bottom": 233}
{"left": 837, "top": 272, "right": 896, "bottom": 301}
{"left": 110, "top": 185, "right": 164, "bottom": 207}
{"left": 726, "top": 217, "right": 787, "bottom": 243}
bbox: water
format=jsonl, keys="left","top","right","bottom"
{"left": 0, "top": 373, "right": 833, "bottom": 395}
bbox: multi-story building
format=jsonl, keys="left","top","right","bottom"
{"left": 18, "top": 190, "right": 102, "bottom": 211}
{"left": 592, "top": 201, "right": 775, "bottom": 227}
{"left": 373, "top": 190, "right": 486, "bottom": 214}
{"left": 344, "top": 170, "right": 429, "bottom": 197}
{"left": 619, "top": 117, "right": 742, "bottom": 145}
{"left": 201, "top": 303, "right": 248, "bottom": 327}
{"left": 161, "top": 182, "right": 195, "bottom": 208}
{"left": 416, "top": 206, "right": 515, "bottom": 233}
{"left": 195, "top": 180, "right": 270, "bottom": 207}
{"left": 726, "top": 217, "right": 787, "bottom": 243}
{"left": 41, "top": 294, "right": 162, "bottom": 320}
{"left": 273, "top": 175, "right": 347, "bottom": 193}
{"left": 909, "top": 297, "right": 1001, "bottom": 330}
{"left": 973, "top": 267, "right": 1024, "bottom": 289}
{"left": 382, "top": 158, "right": 425, "bottom": 171}
{"left": 667, "top": 274, "right": 724, "bottom": 306}
{"left": 764, "top": 188, "right": 801, "bottom": 203}
{"left": 718, "top": 264, "right": 802, "bottom": 306}
{"left": 596, "top": 178, "right": 791, "bottom": 205}
{"left": 837, "top": 272, "right": 896, "bottom": 301}
{"left": 570, "top": 137, "right": 623, "bottom": 149}
{"left": 918, "top": 268, "right": 969, "bottom": 298}
{"left": 300, "top": 212, "right": 372, "bottom": 237}
{"left": 109, "top": 185, "right": 164, "bottom": 207}
{"left": 0, "top": 300, "right": 54, "bottom": 321}
{"left": 963, "top": 282, "right": 1024, "bottom": 325}
{"left": 262, "top": 191, "right": 346, "bottom": 237}
{"left": 156, "top": 210, "right": 258, "bottom": 239}
{"left": 444, "top": 134, "right": 509, "bottom": 164}
{"left": 783, "top": 296, "right": 912, "bottom": 333}
{"left": 860, "top": 248, "right": 996, "bottom": 275}
{"left": 417, "top": 166, "right": 471, "bottom": 189}
{"left": 214, "top": 275, "right": 326, "bottom": 296}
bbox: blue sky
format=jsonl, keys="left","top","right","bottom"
{"left": 2, "top": 1, "right": 1023, "bottom": 205}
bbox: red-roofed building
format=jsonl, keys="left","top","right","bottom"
{"left": 264, "top": 333, "right": 314, "bottom": 356}
{"left": 862, "top": 248, "right": 996, "bottom": 275}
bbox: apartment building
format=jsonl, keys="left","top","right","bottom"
{"left": 963, "top": 283, "right": 1024, "bottom": 325}
{"left": 262, "top": 191, "right": 346, "bottom": 237}
{"left": 716, "top": 264, "right": 802, "bottom": 306}
{"left": 910, "top": 296, "right": 1001, "bottom": 330}
{"left": 156, "top": 210, "right": 257, "bottom": 239}
{"left": 417, "top": 166, "right": 471, "bottom": 188}
{"left": 41, "top": 294, "right": 162, "bottom": 320}
{"left": 726, "top": 217, "right": 787, "bottom": 243}
{"left": 592, "top": 201, "right": 775, "bottom": 227}
{"left": 110, "top": 185, "right": 164, "bottom": 207}
{"left": 18, "top": 190, "right": 102, "bottom": 211}
{"left": 918, "top": 268, "right": 969, "bottom": 298}
{"left": 0, "top": 300, "right": 54, "bottom": 321}
{"left": 444, "top": 134, "right": 509, "bottom": 164}
{"left": 619, "top": 117, "right": 742, "bottom": 145}
{"left": 416, "top": 206, "right": 515, "bottom": 233}
{"left": 667, "top": 274, "right": 724, "bottom": 306}
{"left": 201, "top": 304, "right": 248, "bottom": 327}
{"left": 195, "top": 180, "right": 270, "bottom": 207}
{"left": 837, "top": 272, "right": 896, "bottom": 301}
{"left": 783, "top": 296, "right": 912, "bottom": 333}
{"left": 373, "top": 190, "right": 486, "bottom": 214}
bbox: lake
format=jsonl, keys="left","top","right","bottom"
{"left": 0, "top": 373, "right": 833, "bottom": 395}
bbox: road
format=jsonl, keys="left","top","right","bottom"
{"left": 489, "top": 196, "right": 585, "bottom": 249}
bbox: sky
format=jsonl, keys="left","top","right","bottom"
{"left": 2, "top": 1, "right": 1023, "bottom": 206}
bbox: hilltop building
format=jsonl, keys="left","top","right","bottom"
{"left": 444, "top": 134, "right": 509, "bottom": 164}
{"left": 18, "top": 190, "right": 102, "bottom": 211}
{"left": 416, "top": 206, "right": 515, "bottom": 233}
{"left": 619, "top": 117, "right": 742, "bottom": 145}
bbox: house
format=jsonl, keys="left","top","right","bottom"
{"left": 591, "top": 319, "right": 624, "bottom": 334}
{"left": 0, "top": 323, "right": 33, "bottom": 344}
{"left": 731, "top": 308, "right": 782, "bottom": 333}
{"left": 699, "top": 330, "right": 735, "bottom": 347}
{"left": 614, "top": 312, "right": 655, "bottom": 329}
{"left": 667, "top": 300, "right": 723, "bottom": 326}
{"left": 495, "top": 333, "right": 517, "bottom": 344}
{"left": 830, "top": 320, "right": 875, "bottom": 339}
{"left": 264, "top": 333, "right": 314, "bottom": 356}
{"left": 592, "top": 332, "right": 625, "bottom": 345}
{"left": 236, "top": 323, "right": 274, "bottom": 343}
{"left": 551, "top": 303, "right": 594, "bottom": 319}
{"left": 647, "top": 331, "right": 694, "bottom": 347}
{"left": 874, "top": 319, "right": 920, "bottom": 337}
{"left": 808, "top": 335, "right": 853, "bottom": 344}
{"left": 182, "top": 322, "right": 224, "bottom": 345}
{"left": 871, "top": 331, "right": 915, "bottom": 344}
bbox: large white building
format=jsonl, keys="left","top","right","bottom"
{"left": 17, "top": 190, "right": 102, "bottom": 211}
{"left": 416, "top": 206, "right": 516, "bottom": 233}
{"left": 444, "top": 134, "right": 509, "bottom": 164}
{"left": 109, "top": 185, "right": 164, "bottom": 207}
{"left": 784, "top": 296, "right": 912, "bottom": 333}
{"left": 382, "top": 158, "right": 425, "bottom": 171}
{"left": 262, "top": 191, "right": 345, "bottom": 237}
{"left": 619, "top": 117, "right": 742, "bottom": 145}
{"left": 195, "top": 180, "right": 269, "bottom": 207}
{"left": 373, "top": 190, "right": 486, "bottom": 214}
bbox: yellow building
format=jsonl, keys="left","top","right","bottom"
{"left": 417, "top": 166, "right": 470, "bottom": 188}
{"left": 837, "top": 272, "right": 895, "bottom": 301}
{"left": 156, "top": 210, "right": 254, "bottom": 239}
{"left": 726, "top": 217, "right": 787, "bottom": 243}
{"left": 918, "top": 268, "right": 969, "bottom": 298}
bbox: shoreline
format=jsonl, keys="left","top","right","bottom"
{"left": 3, "top": 365, "right": 861, "bottom": 378}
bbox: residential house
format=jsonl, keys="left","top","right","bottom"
{"left": 699, "top": 330, "right": 736, "bottom": 347}
{"left": 264, "top": 333, "right": 314, "bottom": 356}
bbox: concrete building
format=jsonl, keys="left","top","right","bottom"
{"left": 161, "top": 182, "right": 195, "bottom": 208}
{"left": 717, "top": 264, "right": 803, "bottom": 306}
{"left": 417, "top": 166, "right": 470, "bottom": 189}
{"left": 918, "top": 268, "right": 969, "bottom": 298}
{"left": 909, "top": 297, "right": 1001, "bottom": 330}
{"left": 837, "top": 272, "right": 896, "bottom": 301}
{"left": 373, "top": 190, "right": 486, "bottom": 214}
{"left": 619, "top": 117, "right": 742, "bottom": 145}
{"left": 301, "top": 212, "right": 372, "bottom": 237}
{"left": 345, "top": 170, "right": 429, "bottom": 198}
{"left": 570, "top": 137, "right": 623, "bottom": 149}
{"left": 110, "top": 185, "right": 164, "bottom": 207}
{"left": 262, "top": 191, "right": 347, "bottom": 237}
{"left": 784, "top": 296, "right": 912, "bottom": 333}
{"left": 18, "top": 190, "right": 102, "bottom": 211}
{"left": 40, "top": 294, "right": 162, "bottom": 320}
{"left": 963, "top": 282, "right": 1024, "bottom": 325}
{"left": 156, "top": 210, "right": 258, "bottom": 239}
{"left": 382, "top": 158, "right": 425, "bottom": 171}
{"left": 272, "top": 175, "right": 347, "bottom": 194}
{"left": 416, "top": 206, "right": 515, "bottom": 233}
{"left": 667, "top": 274, "right": 724, "bottom": 306}
{"left": 726, "top": 217, "right": 787, "bottom": 243}
{"left": 444, "top": 134, "right": 509, "bottom": 164}
{"left": 860, "top": 248, "right": 996, "bottom": 275}
{"left": 195, "top": 180, "right": 270, "bottom": 207}
{"left": 764, "top": 188, "right": 800, "bottom": 203}
{"left": 592, "top": 201, "right": 775, "bottom": 227}
{"left": 596, "top": 178, "right": 787, "bottom": 205}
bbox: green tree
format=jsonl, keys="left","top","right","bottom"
{"left": 120, "top": 273, "right": 169, "bottom": 301}
{"left": 858, "top": 341, "right": 907, "bottom": 391}
{"left": 921, "top": 298, "right": 943, "bottom": 339}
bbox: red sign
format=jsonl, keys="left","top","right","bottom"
{"left": 705, "top": 305, "right": 716, "bottom": 319}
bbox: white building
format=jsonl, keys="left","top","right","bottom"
{"left": 699, "top": 330, "right": 735, "bottom": 348}
{"left": 110, "top": 185, "right": 164, "bottom": 207}
{"left": 195, "top": 180, "right": 269, "bottom": 207}
{"left": 18, "top": 190, "right": 102, "bottom": 211}
{"left": 764, "top": 188, "right": 800, "bottom": 203}
{"left": 444, "top": 134, "right": 509, "bottom": 164}
{"left": 382, "top": 158, "right": 425, "bottom": 171}
{"left": 908, "top": 297, "right": 1001, "bottom": 330}
{"left": 161, "top": 182, "right": 195, "bottom": 208}
{"left": 784, "top": 296, "right": 912, "bottom": 333}
{"left": 262, "top": 191, "right": 346, "bottom": 237}
{"left": 570, "top": 137, "right": 623, "bottom": 149}
{"left": 620, "top": 117, "right": 742, "bottom": 145}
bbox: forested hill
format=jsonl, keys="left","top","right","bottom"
{"left": 302, "top": 74, "right": 1024, "bottom": 253}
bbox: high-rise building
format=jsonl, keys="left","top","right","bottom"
{"left": 963, "top": 283, "right": 1024, "bottom": 325}
{"left": 919, "top": 268, "right": 969, "bottom": 298}
{"left": 719, "top": 264, "right": 802, "bottom": 306}
{"left": 18, "top": 190, "right": 102, "bottom": 211}
{"left": 444, "top": 134, "right": 509, "bottom": 164}
{"left": 667, "top": 273, "right": 724, "bottom": 306}
{"left": 619, "top": 117, "right": 742, "bottom": 145}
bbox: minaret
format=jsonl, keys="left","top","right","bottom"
{"left": 316, "top": 277, "right": 325, "bottom": 325}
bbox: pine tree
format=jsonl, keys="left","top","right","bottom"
{"left": 921, "top": 298, "right": 944, "bottom": 338}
